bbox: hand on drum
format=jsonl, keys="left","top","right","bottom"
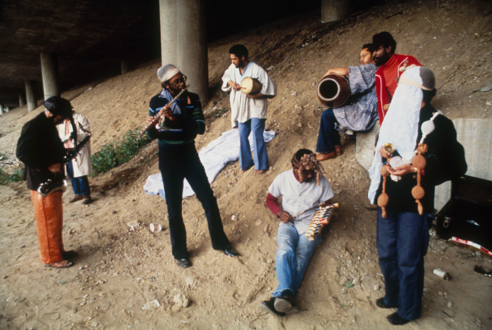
{"left": 325, "top": 67, "right": 349, "bottom": 76}
{"left": 228, "top": 80, "right": 241, "bottom": 91}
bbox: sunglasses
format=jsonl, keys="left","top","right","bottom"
{"left": 169, "top": 75, "right": 187, "bottom": 87}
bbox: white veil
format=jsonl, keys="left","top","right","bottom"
{"left": 367, "top": 66, "right": 425, "bottom": 203}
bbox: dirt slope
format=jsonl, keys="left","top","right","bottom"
{"left": 1, "top": 0, "right": 491, "bottom": 329}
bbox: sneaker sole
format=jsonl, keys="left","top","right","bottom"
{"left": 274, "top": 298, "right": 298, "bottom": 314}
{"left": 260, "top": 302, "right": 282, "bottom": 316}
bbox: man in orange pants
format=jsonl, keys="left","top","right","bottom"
{"left": 16, "top": 96, "right": 78, "bottom": 268}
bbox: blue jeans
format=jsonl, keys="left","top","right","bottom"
{"left": 273, "top": 222, "right": 322, "bottom": 297}
{"left": 316, "top": 108, "right": 341, "bottom": 154}
{"left": 238, "top": 118, "right": 268, "bottom": 171}
{"left": 159, "top": 144, "right": 230, "bottom": 260}
{"left": 66, "top": 161, "right": 90, "bottom": 197}
{"left": 377, "top": 208, "right": 431, "bottom": 321}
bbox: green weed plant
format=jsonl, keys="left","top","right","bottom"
{"left": 212, "top": 107, "right": 228, "bottom": 118}
{"left": 0, "top": 167, "right": 23, "bottom": 185}
{"left": 91, "top": 128, "right": 150, "bottom": 175}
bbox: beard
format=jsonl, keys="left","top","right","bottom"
{"left": 302, "top": 176, "right": 315, "bottom": 183}
{"left": 299, "top": 170, "right": 316, "bottom": 183}
{"left": 374, "top": 53, "right": 391, "bottom": 66}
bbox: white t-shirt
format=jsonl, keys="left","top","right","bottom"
{"left": 268, "top": 169, "right": 334, "bottom": 235}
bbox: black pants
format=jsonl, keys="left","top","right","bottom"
{"left": 159, "top": 144, "right": 230, "bottom": 259}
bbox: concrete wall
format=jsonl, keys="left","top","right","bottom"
{"left": 434, "top": 118, "right": 492, "bottom": 211}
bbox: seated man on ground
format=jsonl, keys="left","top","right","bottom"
{"left": 316, "top": 44, "right": 379, "bottom": 161}
{"left": 261, "top": 149, "right": 334, "bottom": 316}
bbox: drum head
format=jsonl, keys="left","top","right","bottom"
{"left": 317, "top": 74, "right": 351, "bottom": 108}
{"left": 241, "top": 77, "right": 262, "bottom": 95}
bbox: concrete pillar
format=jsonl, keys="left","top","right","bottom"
{"left": 356, "top": 121, "right": 380, "bottom": 171}
{"left": 19, "top": 93, "right": 24, "bottom": 107}
{"left": 25, "top": 80, "right": 36, "bottom": 111}
{"left": 159, "top": 0, "right": 208, "bottom": 105}
{"left": 321, "top": 0, "right": 351, "bottom": 23}
{"left": 40, "top": 52, "right": 60, "bottom": 100}
{"left": 0, "top": 103, "right": 4, "bottom": 113}
{"left": 5, "top": 106, "right": 9, "bottom": 113}
{"left": 121, "top": 60, "right": 130, "bottom": 75}
{"left": 434, "top": 118, "right": 492, "bottom": 211}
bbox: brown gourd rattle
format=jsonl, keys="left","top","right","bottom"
{"left": 411, "top": 143, "right": 428, "bottom": 215}
{"left": 377, "top": 143, "right": 395, "bottom": 218}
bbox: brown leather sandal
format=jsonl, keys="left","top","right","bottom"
{"left": 44, "top": 260, "right": 73, "bottom": 269}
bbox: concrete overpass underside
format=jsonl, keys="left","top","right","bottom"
{"left": 0, "top": 0, "right": 159, "bottom": 107}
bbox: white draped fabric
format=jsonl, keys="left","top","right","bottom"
{"left": 144, "top": 129, "right": 276, "bottom": 200}
{"left": 367, "top": 67, "right": 424, "bottom": 203}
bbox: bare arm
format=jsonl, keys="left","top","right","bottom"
{"left": 324, "top": 67, "right": 349, "bottom": 76}
{"left": 227, "top": 80, "right": 241, "bottom": 91}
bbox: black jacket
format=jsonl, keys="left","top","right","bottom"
{"left": 16, "top": 112, "right": 66, "bottom": 190}
{"left": 376, "top": 104, "right": 467, "bottom": 213}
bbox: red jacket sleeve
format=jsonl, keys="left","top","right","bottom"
{"left": 375, "top": 68, "right": 390, "bottom": 125}
{"left": 266, "top": 193, "right": 281, "bottom": 216}
{"left": 407, "top": 55, "right": 421, "bottom": 67}
{"left": 376, "top": 56, "right": 421, "bottom": 125}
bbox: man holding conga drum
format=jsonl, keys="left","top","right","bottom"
{"left": 222, "top": 44, "right": 277, "bottom": 175}
{"left": 316, "top": 43, "right": 379, "bottom": 161}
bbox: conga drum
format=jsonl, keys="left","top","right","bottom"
{"left": 240, "top": 77, "right": 262, "bottom": 95}
{"left": 317, "top": 74, "right": 351, "bottom": 108}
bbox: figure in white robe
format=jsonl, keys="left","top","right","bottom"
{"left": 221, "top": 62, "right": 277, "bottom": 127}
{"left": 222, "top": 61, "right": 276, "bottom": 173}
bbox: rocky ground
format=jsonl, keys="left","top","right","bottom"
{"left": 0, "top": 0, "right": 491, "bottom": 329}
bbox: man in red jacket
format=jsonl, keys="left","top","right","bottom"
{"left": 372, "top": 32, "right": 421, "bottom": 124}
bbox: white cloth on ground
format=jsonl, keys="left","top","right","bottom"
{"left": 268, "top": 170, "right": 334, "bottom": 235}
{"left": 221, "top": 62, "right": 276, "bottom": 126}
{"left": 144, "top": 129, "right": 276, "bottom": 200}
{"left": 367, "top": 67, "right": 424, "bottom": 203}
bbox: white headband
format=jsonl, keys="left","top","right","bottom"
{"left": 399, "top": 75, "right": 433, "bottom": 91}
{"left": 157, "top": 64, "right": 180, "bottom": 83}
